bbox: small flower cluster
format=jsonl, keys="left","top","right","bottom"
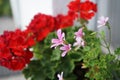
{"left": 68, "top": 0, "right": 97, "bottom": 20}
{"left": 73, "top": 28, "right": 85, "bottom": 48}
{"left": 51, "top": 29, "right": 71, "bottom": 57}
{"left": 51, "top": 27, "right": 85, "bottom": 57}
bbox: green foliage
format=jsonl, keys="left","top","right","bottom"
{"left": 23, "top": 26, "right": 120, "bottom": 80}
{"left": 115, "top": 48, "right": 120, "bottom": 55}
{"left": 50, "top": 48, "right": 61, "bottom": 61}
{"left": 0, "top": 0, "right": 12, "bottom": 16}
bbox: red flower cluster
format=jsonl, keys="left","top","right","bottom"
{"left": 27, "top": 13, "right": 76, "bottom": 42}
{"left": 68, "top": 0, "right": 97, "bottom": 20}
{"left": 55, "top": 11, "right": 77, "bottom": 30}
{"left": 0, "top": 29, "right": 34, "bottom": 70}
{"left": 27, "top": 13, "right": 55, "bottom": 41}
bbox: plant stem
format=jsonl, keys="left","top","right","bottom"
{"left": 107, "top": 23, "right": 112, "bottom": 48}
{"left": 98, "top": 32, "right": 111, "bottom": 54}
{"left": 107, "top": 22, "right": 112, "bottom": 54}
{"left": 97, "top": 22, "right": 112, "bottom": 54}
{"left": 102, "top": 35, "right": 111, "bottom": 54}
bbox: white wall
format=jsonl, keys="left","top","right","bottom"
{"left": 19, "top": 0, "right": 54, "bottom": 30}
{"left": 107, "top": 0, "right": 120, "bottom": 48}
{"left": 10, "top": 0, "right": 70, "bottom": 30}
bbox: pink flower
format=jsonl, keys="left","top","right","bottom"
{"left": 57, "top": 72, "right": 64, "bottom": 80}
{"left": 74, "top": 28, "right": 84, "bottom": 38}
{"left": 73, "top": 37, "right": 85, "bottom": 47}
{"left": 97, "top": 16, "right": 109, "bottom": 28}
{"left": 51, "top": 29, "right": 65, "bottom": 48}
{"left": 60, "top": 44, "right": 71, "bottom": 57}
{"left": 74, "top": 27, "right": 85, "bottom": 48}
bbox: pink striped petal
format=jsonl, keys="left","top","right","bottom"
{"left": 51, "top": 39, "right": 60, "bottom": 43}
{"left": 61, "top": 51, "right": 67, "bottom": 57}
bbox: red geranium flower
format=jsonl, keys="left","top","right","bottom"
{"left": 68, "top": 0, "right": 97, "bottom": 20}
{"left": 27, "top": 13, "right": 75, "bottom": 41}
{"left": 0, "top": 29, "right": 33, "bottom": 70}
{"left": 68, "top": 0, "right": 81, "bottom": 12}
{"left": 27, "top": 13, "right": 55, "bottom": 42}
{"left": 79, "top": 1, "right": 97, "bottom": 20}
{"left": 55, "top": 14, "right": 73, "bottom": 30}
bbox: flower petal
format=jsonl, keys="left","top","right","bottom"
{"left": 57, "top": 29, "right": 62, "bottom": 39}
{"left": 57, "top": 74, "right": 61, "bottom": 79}
{"left": 60, "top": 46, "right": 66, "bottom": 50}
{"left": 51, "top": 39, "right": 60, "bottom": 43}
{"left": 61, "top": 51, "right": 67, "bottom": 57}
{"left": 51, "top": 43, "right": 59, "bottom": 48}
{"left": 97, "top": 16, "right": 109, "bottom": 28}
{"left": 62, "top": 33, "right": 65, "bottom": 40}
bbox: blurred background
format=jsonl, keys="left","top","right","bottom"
{"left": 0, "top": 0, "right": 120, "bottom": 80}
{"left": 0, "top": 0, "right": 24, "bottom": 80}
{"left": 0, "top": 0, "right": 15, "bottom": 33}
{"left": 0, "top": 0, "right": 25, "bottom": 80}
{"left": 0, "top": 0, "right": 11, "bottom": 16}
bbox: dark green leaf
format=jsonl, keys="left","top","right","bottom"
{"left": 51, "top": 48, "right": 61, "bottom": 61}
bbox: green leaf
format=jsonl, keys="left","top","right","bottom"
{"left": 65, "top": 73, "right": 77, "bottom": 80}
{"left": 90, "top": 32, "right": 97, "bottom": 35}
{"left": 23, "top": 60, "right": 46, "bottom": 80}
{"left": 59, "top": 57, "right": 75, "bottom": 74}
{"left": 115, "top": 47, "right": 120, "bottom": 55}
{"left": 69, "top": 52, "right": 82, "bottom": 61}
{"left": 50, "top": 48, "right": 61, "bottom": 61}
{"left": 66, "top": 31, "right": 75, "bottom": 43}
{"left": 22, "top": 68, "right": 31, "bottom": 79}
{"left": 44, "top": 32, "right": 56, "bottom": 45}
{"left": 31, "top": 73, "right": 46, "bottom": 80}
{"left": 44, "top": 67, "right": 55, "bottom": 79}
{"left": 83, "top": 46, "right": 90, "bottom": 51}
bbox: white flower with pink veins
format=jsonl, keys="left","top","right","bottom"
{"left": 97, "top": 16, "right": 109, "bottom": 28}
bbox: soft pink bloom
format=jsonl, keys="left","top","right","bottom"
{"left": 97, "top": 16, "right": 109, "bottom": 28}
{"left": 73, "top": 37, "right": 85, "bottom": 47}
{"left": 74, "top": 28, "right": 85, "bottom": 48}
{"left": 74, "top": 28, "right": 84, "bottom": 38}
{"left": 51, "top": 29, "right": 65, "bottom": 48}
{"left": 57, "top": 72, "right": 64, "bottom": 80}
{"left": 60, "top": 44, "right": 71, "bottom": 57}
